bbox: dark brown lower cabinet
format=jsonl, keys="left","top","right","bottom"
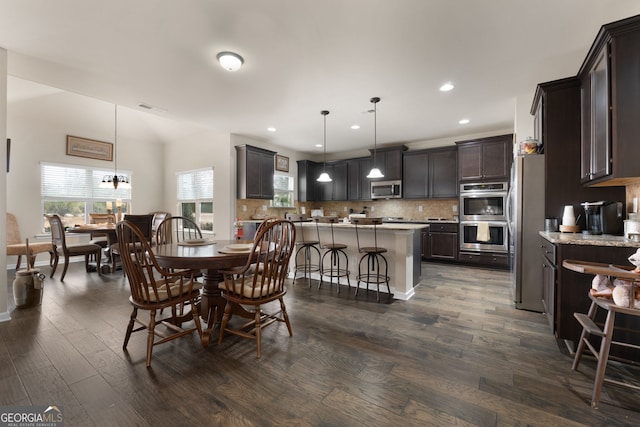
{"left": 541, "top": 236, "right": 640, "bottom": 361}
{"left": 423, "top": 223, "right": 458, "bottom": 261}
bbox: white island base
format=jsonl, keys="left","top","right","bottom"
{"left": 292, "top": 222, "right": 427, "bottom": 300}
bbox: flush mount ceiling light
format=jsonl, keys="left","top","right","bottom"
{"left": 317, "top": 110, "right": 332, "bottom": 183}
{"left": 216, "top": 51, "right": 244, "bottom": 71}
{"left": 440, "top": 82, "right": 454, "bottom": 91}
{"left": 366, "top": 97, "right": 384, "bottom": 179}
{"left": 100, "top": 105, "right": 131, "bottom": 190}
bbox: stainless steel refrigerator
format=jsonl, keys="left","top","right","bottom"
{"left": 508, "top": 154, "right": 545, "bottom": 312}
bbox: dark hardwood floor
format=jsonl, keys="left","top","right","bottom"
{"left": 1, "top": 261, "right": 639, "bottom": 426}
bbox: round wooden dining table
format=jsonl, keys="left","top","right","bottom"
{"left": 154, "top": 239, "right": 255, "bottom": 346}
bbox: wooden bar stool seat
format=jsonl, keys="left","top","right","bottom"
{"left": 352, "top": 217, "right": 391, "bottom": 302}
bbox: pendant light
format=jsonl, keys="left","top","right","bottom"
{"left": 366, "top": 97, "right": 384, "bottom": 179}
{"left": 317, "top": 110, "right": 332, "bottom": 182}
{"left": 100, "top": 105, "right": 130, "bottom": 189}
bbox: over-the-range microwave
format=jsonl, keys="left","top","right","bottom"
{"left": 371, "top": 180, "right": 402, "bottom": 199}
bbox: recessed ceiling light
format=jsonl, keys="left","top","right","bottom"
{"left": 315, "top": 144, "right": 323, "bottom": 148}
{"left": 440, "top": 82, "right": 454, "bottom": 92}
{"left": 351, "top": 124, "right": 360, "bottom": 130}
{"left": 267, "top": 127, "right": 276, "bottom": 132}
{"left": 216, "top": 51, "right": 244, "bottom": 71}
{"left": 459, "top": 118, "right": 470, "bottom": 124}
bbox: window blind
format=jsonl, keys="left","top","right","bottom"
{"left": 177, "top": 168, "right": 213, "bottom": 200}
{"left": 41, "top": 162, "right": 132, "bottom": 200}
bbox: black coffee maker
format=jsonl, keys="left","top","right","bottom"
{"left": 581, "top": 201, "right": 624, "bottom": 235}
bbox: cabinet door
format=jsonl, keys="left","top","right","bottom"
{"left": 403, "top": 152, "right": 429, "bottom": 198}
{"left": 297, "top": 160, "right": 318, "bottom": 202}
{"left": 589, "top": 46, "right": 611, "bottom": 182}
{"left": 332, "top": 161, "right": 348, "bottom": 201}
{"left": 245, "top": 148, "right": 275, "bottom": 199}
{"left": 421, "top": 230, "right": 429, "bottom": 259}
{"left": 429, "top": 148, "right": 458, "bottom": 198}
{"left": 458, "top": 144, "right": 483, "bottom": 181}
{"left": 259, "top": 150, "right": 275, "bottom": 199}
{"left": 347, "top": 158, "right": 371, "bottom": 201}
{"left": 383, "top": 149, "right": 403, "bottom": 181}
{"left": 481, "top": 139, "right": 510, "bottom": 181}
{"left": 542, "top": 256, "right": 556, "bottom": 333}
{"left": 317, "top": 164, "right": 333, "bottom": 201}
{"left": 429, "top": 232, "right": 458, "bottom": 260}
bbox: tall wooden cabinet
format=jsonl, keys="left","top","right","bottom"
{"left": 579, "top": 15, "right": 640, "bottom": 187}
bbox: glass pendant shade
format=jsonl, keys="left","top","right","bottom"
{"left": 317, "top": 172, "right": 332, "bottom": 182}
{"left": 367, "top": 96, "right": 384, "bottom": 179}
{"left": 317, "top": 110, "right": 332, "bottom": 182}
{"left": 366, "top": 167, "right": 384, "bottom": 179}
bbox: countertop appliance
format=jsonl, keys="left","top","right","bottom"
{"left": 371, "top": 180, "right": 401, "bottom": 199}
{"left": 581, "top": 201, "right": 624, "bottom": 235}
{"left": 508, "top": 154, "right": 545, "bottom": 312}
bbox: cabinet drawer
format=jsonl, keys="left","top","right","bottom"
{"left": 429, "top": 223, "right": 458, "bottom": 233}
{"left": 540, "top": 237, "right": 556, "bottom": 265}
{"left": 458, "top": 251, "right": 509, "bottom": 267}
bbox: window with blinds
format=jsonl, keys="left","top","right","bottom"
{"left": 41, "top": 162, "right": 132, "bottom": 232}
{"left": 177, "top": 168, "right": 214, "bottom": 231}
{"left": 273, "top": 173, "right": 294, "bottom": 207}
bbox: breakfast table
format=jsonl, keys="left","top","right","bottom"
{"left": 154, "top": 239, "right": 256, "bottom": 346}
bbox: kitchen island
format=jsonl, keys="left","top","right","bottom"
{"left": 294, "top": 221, "right": 428, "bottom": 300}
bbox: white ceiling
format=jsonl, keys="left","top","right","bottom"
{"left": 1, "top": 0, "right": 640, "bottom": 155}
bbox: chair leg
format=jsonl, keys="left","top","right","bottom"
{"left": 591, "top": 310, "right": 616, "bottom": 408}
{"left": 255, "top": 306, "right": 262, "bottom": 358}
{"left": 280, "top": 297, "right": 293, "bottom": 336}
{"left": 60, "top": 258, "right": 70, "bottom": 281}
{"left": 15, "top": 255, "right": 22, "bottom": 271}
{"left": 146, "top": 309, "right": 157, "bottom": 368}
{"left": 50, "top": 253, "right": 59, "bottom": 278}
{"left": 572, "top": 301, "right": 597, "bottom": 371}
{"left": 123, "top": 307, "right": 137, "bottom": 350}
{"left": 218, "top": 303, "right": 232, "bottom": 345}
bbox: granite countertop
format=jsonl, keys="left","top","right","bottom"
{"left": 300, "top": 221, "right": 428, "bottom": 231}
{"left": 540, "top": 231, "right": 640, "bottom": 248}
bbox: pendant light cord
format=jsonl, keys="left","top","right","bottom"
{"left": 114, "top": 105, "right": 118, "bottom": 176}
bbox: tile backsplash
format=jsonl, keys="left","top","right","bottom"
{"left": 235, "top": 198, "right": 458, "bottom": 221}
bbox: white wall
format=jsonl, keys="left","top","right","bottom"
{"left": 163, "top": 129, "right": 234, "bottom": 239}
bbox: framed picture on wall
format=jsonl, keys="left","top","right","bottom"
{"left": 66, "top": 135, "right": 113, "bottom": 161}
{"left": 276, "top": 154, "right": 289, "bottom": 172}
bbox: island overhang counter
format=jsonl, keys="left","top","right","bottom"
{"left": 293, "top": 221, "right": 428, "bottom": 300}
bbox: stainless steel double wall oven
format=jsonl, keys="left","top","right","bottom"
{"left": 459, "top": 182, "right": 509, "bottom": 253}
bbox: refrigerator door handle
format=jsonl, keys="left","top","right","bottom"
{"left": 506, "top": 184, "right": 513, "bottom": 236}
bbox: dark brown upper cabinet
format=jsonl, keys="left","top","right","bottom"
{"left": 579, "top": 14, "right": 640, "bottom": 186}
{"left": 236, "top": 145, "right": 275, "bottom": 199}
{"left": 456, "top": 134, "right": 512, "bottom": 183}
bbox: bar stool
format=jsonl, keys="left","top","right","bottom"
{"left": 352, "top": 217, "right": 391, "bottom": 302}
{"left": 315, "top": 216, "right": 350, "bottom": 293}
{"left": 292, "top": 217, "right": 320, "bottom": 287}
